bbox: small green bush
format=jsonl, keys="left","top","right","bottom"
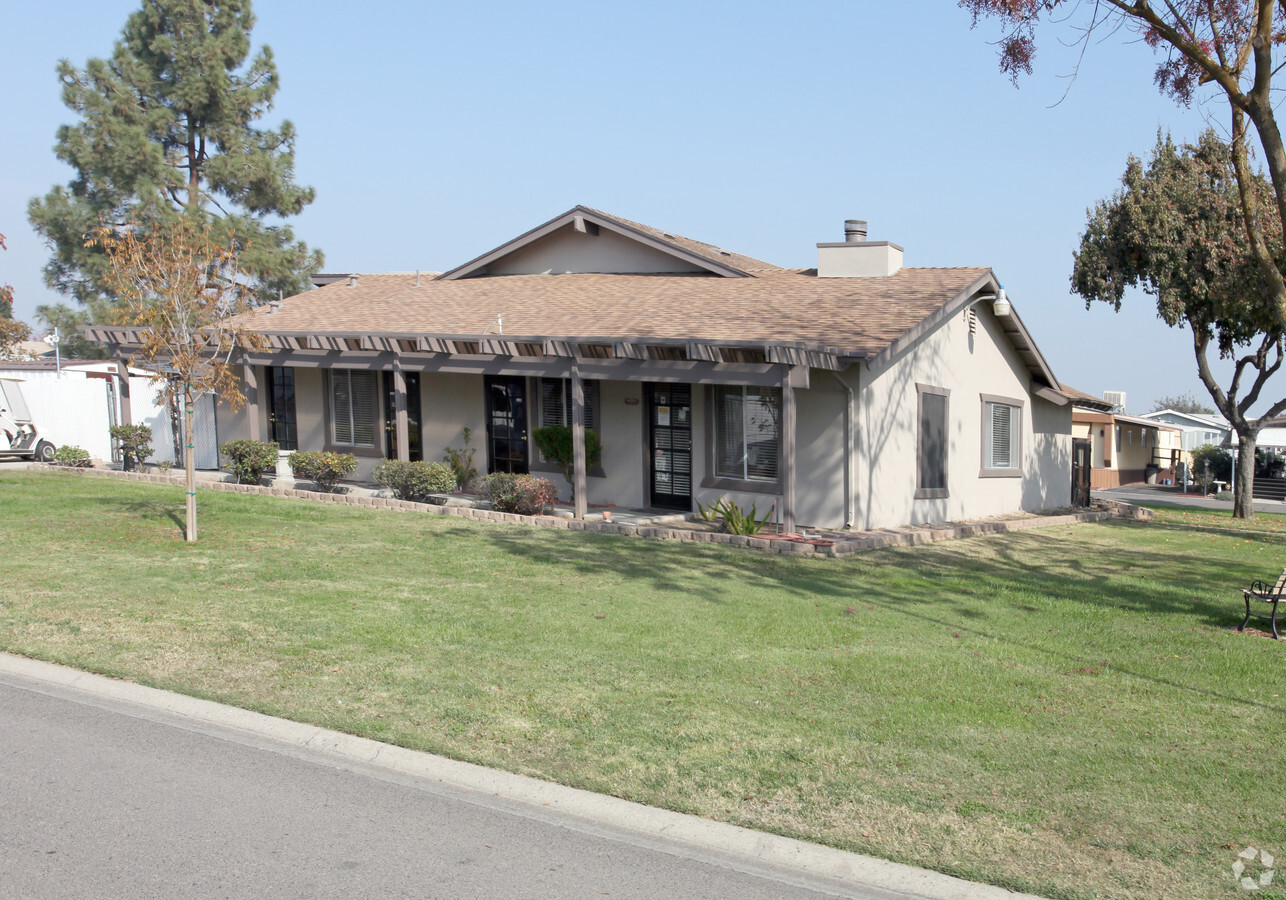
{"left": 109, "top": 424, "right": 153, "bottom": 472}
{"left": 480, "top": 472, "right": 558, "bottom": 515}
{"left": 53, "top": 445, "right": 92, "bottom": 468}
{"left": 532, "top": 424, "right": 601, "bottom": 497}
{"left": 220, "top": 439, "right": 280, "bottom": 485}
{"left": 443, "top": 427, "right": 478, "bottom": 490}
{"left": 373, "top": 459, "right": 457, "bottom": 502}
{"left": 290, "top": 450, "right": 358, "bottom": 492}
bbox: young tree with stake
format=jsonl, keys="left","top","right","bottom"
{"left": 91, "top": 218, "right": 265, "bottom": 541}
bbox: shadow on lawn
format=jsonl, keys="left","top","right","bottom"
{"left": 84, "top": 492, "right": 186, "bottom": 539}
{"left": 477, "top": 518, "right": 1286, "bottom": 716}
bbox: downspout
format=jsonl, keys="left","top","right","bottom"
{"left": 828, "top": 370, "right": 856, "bottom": 529}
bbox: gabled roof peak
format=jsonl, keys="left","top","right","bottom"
{"left": 436, "top": 206, "right": 783, "bottom": 281}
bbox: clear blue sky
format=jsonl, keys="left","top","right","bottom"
{"left": 2, "top": 1, "right": 1258, "bottom": 415}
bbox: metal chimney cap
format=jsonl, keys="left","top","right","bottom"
{"left": 843, "top": 220, "right": 868, "bottom": 243}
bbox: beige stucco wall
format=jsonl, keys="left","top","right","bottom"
{"left": 853, "top": 304, "right": 1072, "bottom": 530}
{"left": 487, "top": 225, "right": 707, "bottom": 276}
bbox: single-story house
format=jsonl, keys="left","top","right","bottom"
{"left": 1069, "top": 390, "right": 1183, "bottom": 488}
{"left": 1137, "top": 408, "right": 1230, "bottom": 453}
{"left": 88, "top": 206, "right": 1076, "bottom": 531}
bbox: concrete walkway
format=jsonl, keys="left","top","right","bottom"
{"left": 0, "top": 653, "right": 1045, "bottom": 900}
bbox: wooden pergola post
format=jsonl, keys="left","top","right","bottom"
{"left": 572, "top": 364, "right": 587, "bottom": 520}
{"left": 781, "top": 367, "right": 797, "bottom": 534}
{"left": 393, "top": 361, "right": 409, "bottom": 462}
{"left": 243, "top": 364, "right": 261, "bottom": 441}
{"left": 116, "top": 358, "right": 133, "bottom": 426}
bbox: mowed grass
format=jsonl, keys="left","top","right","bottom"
{"left": 1, "top": 471, "right": 1283, "bottom": 899}
{"left": 1144, "top": 502, "right": 1286, "bottom": 535}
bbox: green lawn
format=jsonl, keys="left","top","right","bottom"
{"left": 1, "top": 470, "right": 1283, "bottom": 899}
{"left": 1144, "top": 502, "right": 1286, "bottom": 535}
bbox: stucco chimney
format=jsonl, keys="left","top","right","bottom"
{"left": 817, "top": 219, "right": 902, "bottom": 277}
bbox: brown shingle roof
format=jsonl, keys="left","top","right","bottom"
{"left": 245, "top": 266, "right": 993, "bottom": 358}
{"left": 1058, "top": 384, "right": 1116, "bottom": 411}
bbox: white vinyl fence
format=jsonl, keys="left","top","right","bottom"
{"left": 0, "top": 366, "right": 219, "bottom": 468}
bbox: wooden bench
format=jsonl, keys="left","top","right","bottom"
{"left": 1240, "top": 568, "right": 1286, "bottom": 640}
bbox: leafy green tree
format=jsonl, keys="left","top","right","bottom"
{"left": 28, "top": 0, "right": 322, "bottom": 309}
{"left": 1072, "top": 131, "right": 1286, "bottom": 519}
{"left": 961, "top": 2, "right": 1286, "bottom": 336}
{"left": 1150, "top": 393, "right": 1216, "bottom": 416}
{"left": 34, "top": 304, "right": 108, "bottom": 360}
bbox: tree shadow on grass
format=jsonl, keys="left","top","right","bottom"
{"left": 84, "top": 493, "right": 186, "bottom": 539}
{"left": 471, "top": 518, "right": 1286, "bottom": 716}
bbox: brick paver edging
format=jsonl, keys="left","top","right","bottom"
{"left": 33, "top": 464, "right": 1129, "bottom": 557}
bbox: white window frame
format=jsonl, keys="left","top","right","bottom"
{"left": 979, "top": 394, "right": 1023, "bottom": 478}
{"left": 329, "top": 369, "right": 379, "bottom": 449}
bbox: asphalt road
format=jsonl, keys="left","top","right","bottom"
{"left": 0, "top": 667, "right": 955, "bottom": 900}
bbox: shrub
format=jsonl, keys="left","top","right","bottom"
{"left": 219, "top": 439, "right": 280, "bottom": 485}
{"left": 109, "top": 424, "right": 153, "bottom": 471}
{"left": 443, "top": 427, "right": 478, "bottom": 490}
{"left": 373, "top": 459, "right": 456, "bottom": 502}
{"left": 291, "top": 451, "right": 358, "bottom": 492}
{"left": 531, "top": 424, "right": 601, "bottom": 497}
{"left": 53, "top": 445, "right": 92, "bottom": 468}
{"left": 1191, "top": 443, "right": 1232, "bottom": 482}
{"left": 480, "top": 472, "right": 558, "bottom": 515}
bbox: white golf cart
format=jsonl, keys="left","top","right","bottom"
{"left": 0, "top": 377, "right": 56, "bottom": 462}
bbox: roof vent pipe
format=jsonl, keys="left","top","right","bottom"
{"left": 844, "top": 219, "right": 867, "bottom": 243}
{"left": 348, "top": 274, "right": 359, "bottom": 288}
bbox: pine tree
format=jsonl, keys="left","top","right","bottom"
{"left": 28, "top": 0, "right": 321, "bottom": 308}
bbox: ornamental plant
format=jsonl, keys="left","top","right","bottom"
{"left": 442, "top": 427, "right": 478, "bottom": 490}
{"left": 220, "top": 439, "right": 279, "bottom": 485}
{"left": 373, "top": 459, "right": 456, "bottom": 503}
{"left": 290, "top": 450, "right": 357, "bottom": 493}
{"left": 52, "top": 445, "right": 92, "bottom": 468}
{"left": 480, "top": 473, "right": 558, "bottom": 516}
{"left": 531, "top": 424, "right": 601, "bottom": 498}
{"left": 108, "top": 424, "right": 153, "bottom": 471}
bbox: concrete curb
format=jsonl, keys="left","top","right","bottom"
{"left": 0, "top": 653, "right": 1045, "bottom": 900}
{"left": 28, "top": 464, "right": 1119, "bottom": 558}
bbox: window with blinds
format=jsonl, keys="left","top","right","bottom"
{"left": 713, "top": 385, "right": 780, "bottom": 482}
{"left": 985, "top": 401, "right": 1015, "bottom": 469}
{"left": 537, "top": 379, "right": 600, "bottom": 464}
{"left": 538, "top": 378, "right": 598, "bottom": 431}
{"left": 330, "top": 370, "right": 378, "bottom": 448}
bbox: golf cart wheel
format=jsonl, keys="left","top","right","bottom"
{"left": 33, "top": 440, "right": 56, "bottom": 463}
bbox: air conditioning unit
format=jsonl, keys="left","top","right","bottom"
{"left": 1102, "top": 391, "right": 1126, "bottom": 413}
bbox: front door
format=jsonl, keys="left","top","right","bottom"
{"left": 1071, "top": 438, "right": 1092, "bottom": 507}
{"left": 265, "top": 366, "right": 298, "bottom": 451}
{"left": 648, "top": 384, "right": 692, "bottom": 510}
{"left": 485, "top": 375, "right": 529, "bottom": 474}
{"left": 382, "top": 371, "right": 422, "bottom": 461}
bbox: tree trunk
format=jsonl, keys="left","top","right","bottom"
{"left": 1234, "top": 433, "right": 1258, "bottom": 520}
{"left": 184, "top": 386, "right": 197, "bottom": 542}
{"left": 168, "top": 392, "right": 184, "bottom": 467}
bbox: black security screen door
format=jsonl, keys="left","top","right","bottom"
{"left": 266, "top": 366, "right": 297, "bottom": 451}
{"left": 1072, "top": 438, "right": 1091, "bottom": 507}
{"left": 648, "top": 384, "right": 692, "bottom": 510}
{"left": 382, "top": 372, "right": 422, "bottom": 461}
{"left": 485, "top": 375, "right": 529, "bottom": 474}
